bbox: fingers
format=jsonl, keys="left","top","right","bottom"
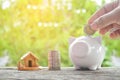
{"left": 90, "top": 6, "right": 120, "bottom": 30}
{"left": 99, "top": 23, "right": 120, "bottom": 39}
{"left": 88, "top": 0, "right": 119, "bottom": 24}
{"left": 99, "top": 24, "right": 113, "bottom": 35}
{"left": 99, "top": 24, "right": 119, "bottom": 35}
{"left": 110, "top": 29, "right": 120, "bottom": 39}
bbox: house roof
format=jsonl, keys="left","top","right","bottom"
{"left": 21, "top": 51, "right": 38, "bottom": 60}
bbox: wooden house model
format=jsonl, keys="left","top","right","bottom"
{"left": 18, "top": 51, "right": 40, "bottom": 70}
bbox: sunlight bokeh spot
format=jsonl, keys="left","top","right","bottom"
{"left": 38, "top": 22, "right": 42, "bottom": 27}
{"left": 27, "top": 4, "right": 31, "bottom": 9}
{"left": 43, "top": 22, "right": 48, "bottom": 27}
{"left": 82, "top": 9, "right": 86, "bottom": 13}
{"left": 75, "top": 9, "right": 80, "bottom": 14}
{"left": 2, "top": 0, "right": 10, "bottom": 10}
{"left": 32, "top": 5, "right": 37, "bottom": 10}
{"left": 54, "top": 23, "right": 59, "bottom": 27}
{"left": 67, "top": 2, "right": 72, "bottom": 10}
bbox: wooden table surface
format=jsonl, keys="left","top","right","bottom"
{"left": 0, "top": 67, "right": 120, "bottom": 80}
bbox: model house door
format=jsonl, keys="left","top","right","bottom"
{"left": 28, "top": 60, "right": 32, "bottom": 67}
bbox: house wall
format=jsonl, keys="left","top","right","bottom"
{"left": 23, "top": 55, "right": 38, "bottom": 67}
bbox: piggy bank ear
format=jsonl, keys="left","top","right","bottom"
{"left": 69, "top": 37, "right": 76, "bottom": 45}
{"left": 94, "top": 36, "right": 102, "bottom": 44}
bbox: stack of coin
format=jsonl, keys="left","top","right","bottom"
{"left": 48, "top": 50, "right": 61, "bottom": 70}
{"left": 84, "top": 24, "right": 96, "bottom": 35}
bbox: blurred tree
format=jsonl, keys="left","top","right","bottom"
{"left": 0, "top": 0, "right": 119, "bottom": 67}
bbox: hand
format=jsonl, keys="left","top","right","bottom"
{"left": 88, "top": 0, "right": 120, "bottom": 39}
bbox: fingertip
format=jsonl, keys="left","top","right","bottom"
{"left": 99, "top": 31, "right": 105, "bottom": 35}
{"left": 88, "top": 20, "right": 92, "bottom": 24}
{"left": 90, "top": 22, "right": 98, "bottom": 30}
{"left": 109, "top": 33, "right": 117, "bottom": 39}
{"left": 99, "top": 28, "right": 110, "bottom": 35}
{"left": 110, "top": 33, "right": 115, "bottom": 39}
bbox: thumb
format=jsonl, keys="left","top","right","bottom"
{"left": 90, "top": 7, "right": 120, "bottom": 30}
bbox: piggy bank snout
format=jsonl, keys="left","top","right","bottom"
{"left": 71, "top": 41, "right": 90, "bottom": 58}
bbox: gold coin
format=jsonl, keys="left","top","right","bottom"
{"left": 48, "top": 50, "right": 61, "bottom": 70}
{"left": 84, "top": 24, "right": 96, "bottom": 35}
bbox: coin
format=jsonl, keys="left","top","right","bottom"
{"left": 48, "top": 50, "right": 61, "bottom": 70}
{"left": 84, "top": 24, "right": 96, "bottom": 35}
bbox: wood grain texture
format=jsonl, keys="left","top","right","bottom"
{"left": 0, "top": 67, "right": 120, "bottom": 80}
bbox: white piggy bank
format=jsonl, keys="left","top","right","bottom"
{"left": 69, "top": 36, "right": 105, "bottom": 70}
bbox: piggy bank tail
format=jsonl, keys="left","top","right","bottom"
{"left": 70, "top": 41, "right": 90, "bottom": 58}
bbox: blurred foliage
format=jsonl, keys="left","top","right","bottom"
{"left": 0, "top": 0, "right": 119, "bottom": 67}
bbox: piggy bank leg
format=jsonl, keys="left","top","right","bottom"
{"left": 97, "top": 64, "right": 102, "bottom": 70}
{"left": 89, "top": 66, "right": 97, "bottom": 70}
{"left": 97, "top": 66, "right": 101, "bottom": 70}
{"left": 75, "top": 65, "right": 81, "bottom": 70}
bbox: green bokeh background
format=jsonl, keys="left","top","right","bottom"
{"left": 0, "top": 0, "right": 119, "bottom": 67}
